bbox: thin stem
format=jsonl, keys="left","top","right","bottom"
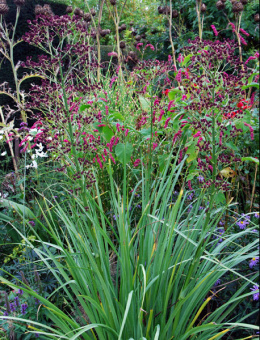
{"left": 249, "top": 164, "right": 258, "bottom": 213}
{"left": 0, "top": 107, "right": 23, "bottom": 191}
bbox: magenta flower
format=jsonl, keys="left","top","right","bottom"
{"left": 134, "top": 159, "right": 141, "bottom": 167}
{"left": 108, "top": 52, "right": 118, "bottom": 57}
{"left": 177, "top": 54, "right": 184, "bottom": 63}
{"left": 211, "top": 25, "right": 218, "bottom": 37}
{"left": 244, "top": 123, "right": 254, "bottom": 140}
{"left": 229, "top": 22, "right": 236, "bottom": 33}
{"left": 239, "top": 34, "right": 247, "bottom": 46}
{"left": 136, "top": 43, "right": 143, "bottom": 50}
{"left": 158, "top": 110, "right": 165, "bottom": 122}
{"left": 164, "top": 117, "right": 171, "bottom": 129}
{"left": 193, "top": 131, "right": 201, "bottom": 138}
{"left": 239, "top": 28, "right": 250, "bottom": 37}
{"left": 152, "top": 143, "right": 158, "bottom": 150}
{"left": 176, "top": 69, "right": 182, "bottom": 82}
{"left": 145, "top": 44, "right": 155, "bottom": 51}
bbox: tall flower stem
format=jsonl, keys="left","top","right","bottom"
{"left": 196, "top": 0, "right": 203, "bottom": 41}
{"left": 167, "top": 0, "right": 177, "bottom": 70}
{"left": 0, "top": 108, "right": 23, "bottom": 191}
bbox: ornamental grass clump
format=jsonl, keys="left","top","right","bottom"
{"left": 0, "top": 158, "right": 258, "bottom": 339}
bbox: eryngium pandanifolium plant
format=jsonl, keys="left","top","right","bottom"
{"left": 0, "top": 155, "right": 258, "bottom": 339}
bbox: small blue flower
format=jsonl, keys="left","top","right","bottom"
{"left": 10, "top": 303, "right": 16, "bottom": 312}
{"left": 254, "top": 212, "right": 259, "bottom": 218}
{"left": 249, "top": 257, "right": 259, "bottom": 269}
{"left": 17, "top": 289, "right": 23, "bottom": 295}
{"left": 14, "top": 296, "right": 19, "bottom": 307}
{"left": 214, "top": 279, "right": 221, "bottom": 286}
{"left": 236, "top": 220, "right": 249, "bottom": 229}
{"left": 21, "top": 303, "right": 28, "bottom": 315}
{"left": 197, "top": 175, "right": 204, "bottom": 183}
{"left": 250, "top": 285, "right": 259, "bottom": 301}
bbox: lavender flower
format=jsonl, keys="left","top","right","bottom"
{"left": 197, "top": 175, "right": 204, "bottom": 183}
{"left": 254, "top": 212, "right": 259, "bottom": 218}
{"left": 21, "top": 303, "right": 28, "bottom": 315}
{"left": 10, "top": 303, "right": 16, "bottom": 312}
{"left": 14, "top": 296, "right": 19, "bottom": 307}
{"left": 236, "top": 220, "right": 249, "bottom": 229}
{"left": 214, "top": 279, "right": 221, "bottom": 286}
{"left": 249, "top": 257, "right": 259, "bottom": 269}
{"left": 28, "top": 220, "right": 35, "bottom": 226}
{"left": 250, "top": 285, "right": 259, "bottom": 301}
{"left": 17, "top": 289, "right": 23, "bottom": 295}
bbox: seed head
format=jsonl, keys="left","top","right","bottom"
{"left": 232, "top": 1, "right": 244, "bottom": 12}
{"left": 254, "top": 13, "right": 259, "bottom": 22}
{"left": 120, "top": 41, "right": 126, "bottom": 49}
{"left": 201, "top": 3, "right": 207, "bottom": 12}
{"left": 66, "top": 5, "right": 73, "bottom": 13}
{"left": 13, "top": 0, "right": 26, "bottom": 6}
{"left": 216, "top": 1, "right": 225, "bottom": 10}
{"left": 172, "top": 9, "right": 179, "bottom": 18}
{"left": 0, "top": 0, "right": 9, "bottom": 15}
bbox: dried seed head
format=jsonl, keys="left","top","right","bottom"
{"left": 121, "top": 23, "right": 127, "bottom": 30}
{"left": 172, "top": 9, "right": 179, "bottom": 18}
{"left": 0, "top": 0, "right": 9, "bottom": 15}
{"left": 66, "top": 5, "right": 73, "bottom": 13}
{"left": 140, "top": 32, "right": 146, "bottom": 39}
{"left": 13, "top": 0, "right": 25, "bottom": 6}
{"left": 129, "top": 20, "right": 134, "bottom": 26}
{"left": 254, "top": 13, "right": 259, "bottom": 22}
{"left": 74, "top": 7, "right": 81, "bottom": 15}
{"left": 201, "top": 3, "right": 207, "bottom": 12}
{"left": 232, "top": 1, "right": 244, "bottom": 12}
{"left": 110, "top": 0, "right": 116, "bottom": 5}
{"left": 216, "top": 1, "right": 225, "bottom": 10}
{"left": 84, "top": 12, "right": 91, "bottom": 22}
{"left": 90, "top": 8, "right": 96, "bottom": 16}
{"left": 120, "top": 41, "right": 126, "bottom": 49}
{"left": 240, "top": 0, "right": 247, "bottom": 4}
{"left": 34, "top": 4, "right": 42, "bottom": 15}
{"left": 42, "top": 4, "right": 53, "bottom": 16}
{"left": 164, "top": 6, "right": 170, "bottom": 14}
{"left": 158, "top": 6, "right": 164, "bottom": 14}
{"left": 135, "top": 35, "right": 141, "bottom": 41}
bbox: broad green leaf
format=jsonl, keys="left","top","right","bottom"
{"left": 186, "top": 145, "right": 198, "bottom": 163}
{"left": 241, "top": 157, "right": 259, "bottom": 165}
{"left": 115, "top": 143, "right": 133, "bottom": 164}
{"left": 169, "top": 88, "right": 183, "bottom": 100}
{"left": 138, "top": 95, "right": 150, "bottom": 112}
{"left": 0, "top": 199, "right": 34, "bottom": 218}
{"left": 79, "top": 104, "right": 91, "bottom": 112}
{"left": 102, "top": 126, "right": 114, "bottom": 142}
{"left": 215, "top": 192, "right": 226, "bottom": 204}
{"left": 140, "top": 128, "right": 152, "bottom": 139}
{"left": 109, "top": 112, "right": 124, "bottom": 121}
{"left": 241, "top": 83, "right": 259, "bottom": 90}
{"left": 182, "top": 54, "right": 192, "bottom": 66}
{"left": 158, "top": 154, "right": 170, "bottom": 172}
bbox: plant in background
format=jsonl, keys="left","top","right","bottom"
{"left": 0, "top": 0, "right": 44, "bottom": 192}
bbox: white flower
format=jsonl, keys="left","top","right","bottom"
{"left": 0, "top": 136, "right": 3, "bottom": 140}
{"left": 1, "top": 151, "right": 7, "bottom": 156}
{"left": 26, "top": 160, "right": 38, "bottom": 169}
